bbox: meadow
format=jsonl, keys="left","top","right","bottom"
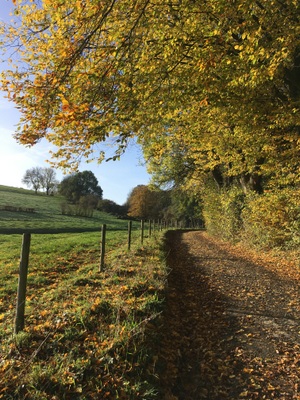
{"left": 0, "top": 185, "right": 167, "bottom": 399}
{"left": 0, "top": 184, "right": 134, "bottom": 233}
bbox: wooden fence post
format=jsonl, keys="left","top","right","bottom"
{"left": 100, "top": 224, "right": 106, "bottom": 272}
{"left": 141, "top": 220, "right": 144, "bottom": 245}
{"left": 15, "top": 233, "right": 31, "bottom": 334}
{"left": 128, "top": 220, "right": 132, "bottom": 251}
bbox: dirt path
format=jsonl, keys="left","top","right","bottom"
{"left": 156, "top": 230, "right": 300, "bottom": 400}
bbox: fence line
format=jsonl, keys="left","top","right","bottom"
{"left": 11, "top": 219, "right": 203, "bottom": 332}
{"left": 12, "top": 220, "right": 150, "bottom": 332}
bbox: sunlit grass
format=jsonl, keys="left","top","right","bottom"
{"left": 0, "top": 228, "right": 167, "bottom": 399}
{"left": 0, "top": 184, "right": 139, "bottom": 232}
{"left": 0, "top": 185, "right": 166, "bottom": 398}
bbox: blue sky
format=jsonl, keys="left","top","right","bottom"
{"left": 0, "top": 1, "right": 150, "bottom": 205}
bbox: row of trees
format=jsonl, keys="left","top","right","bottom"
{"left": 22, "top": 168, "right": 104, "bottom": 216}
{"left": 22, "top": 167, "right": 58, "bottom": 195}
{"left": 2, "top": 1, "right": 299, "bottom": 247}
{"left": 126, "top": 185, "right": 202, "bottom": 226}
{"left": 22, "top": 168, "right": 103, "bottom": 200}
{"left": 22, "top": 166, "right": 199, "bottom": 223}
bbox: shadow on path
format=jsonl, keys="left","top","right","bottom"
{"left": 156, "top": 230, "right": 300, "bottom": 400}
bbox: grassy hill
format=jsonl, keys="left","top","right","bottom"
{"left": 0, "top": 185, "right": 166, "bottom": 399}
{"left": 0, "top": 185, "right": 131, "bottom": 233}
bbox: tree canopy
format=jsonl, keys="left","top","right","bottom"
{"left": 22, "top": 167, "right": 43, "bottom": 194}
{"left": 127, "top": 185, "right": 171, "bottom": 220}
{"left": 59, "top": 170, "right": 103, "bottom": 203}
{"left": 1, "top": 1, "right": 300, "bottom": 247}
{"left": 1, "top": 0, "right": 299, "bottom": 184}
{"left": 40, "top": 167, "right": 58, "bottom": 195}
{"left": 22, "top": 166, "right": 58, "bottom": 194}
{"left": 98, "top": 199, "right": 127, "bottom": 217}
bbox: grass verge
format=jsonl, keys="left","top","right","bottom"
{"left": 0, "top": 231, "right": 168, "bottom": 399}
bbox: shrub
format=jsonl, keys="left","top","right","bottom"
{"left": 202, "top": 182, "right": 245, "bottom": 241}
{"left": 202, "top": 180, "right": 300, "bottom": 250}
{"left": 60, "top": 200, "right": 94, "bottom": 217}
{"left": 242, "top": 188, "right": 300, "bottom": 249}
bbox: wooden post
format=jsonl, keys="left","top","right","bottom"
{"left": 141, "top": 220, "right": 144, "bottom": 245}
{"left": 15, "top": 233, "right": 31, "bottom": 334}
{"left": 100, "top": 224, "right": 106, "bottom": 272}
{"left": 128, "top": 220, "right": 132, "bottom": 251}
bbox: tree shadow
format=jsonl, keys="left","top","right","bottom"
{"left": 155, "top": 230, "right": 300, "bottom": 399}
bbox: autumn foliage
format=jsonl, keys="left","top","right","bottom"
{"left": 126, "top": 185, "right": 171, "bottom": 220}
{"left": 0, "top": 0, "right": 299, "bottom": 247}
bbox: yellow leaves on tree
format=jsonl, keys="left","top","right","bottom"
{"left": 0, "top": 0, "right": 299, "bottom": 189}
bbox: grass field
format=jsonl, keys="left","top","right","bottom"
{"left": 0, "top": 185, "right": 167, "bottom": 399}
{"left": 0, "top": 184, "right": 135, "bottom": 233}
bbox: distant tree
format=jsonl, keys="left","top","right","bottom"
{"left": 40, "top": 168, "right": 58, "bottom": 195}
{"left": 22, "top": 167, "right": 58, "bottom": 195}
{"left": 22, "top": 167, "right": 43, "bottom": 194}
{"left": 60, "top": 194, "right": 99, "bottom": 217}
{"left": 79, "top": 194, "right": 99, "bottom": 210}
{"left": 127, "top": 185, "right": 150, "bottom": 219}
{"left": 127, "top": 185, "right": 171, "bottom": 220}
{"left": 98, "top": 199, "right": 128, "bottom": 217}
{"left": 167, "top": 189, "right": 203, "bottom": 227}
{"left": 59, "top": 170, "right": 103, "bottom": 203}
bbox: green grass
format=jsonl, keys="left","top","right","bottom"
{"left": 0, "top": 185, "right": 136, "bottom": 233}
{"left": 0, "top": 233, "right": 167, "bottom": 399}
{"left": 0, "top": 185, "right": 167, "bottom": 399}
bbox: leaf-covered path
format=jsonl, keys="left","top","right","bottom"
{"left": 156, "top": 230, "right": 300, "bottom": 399}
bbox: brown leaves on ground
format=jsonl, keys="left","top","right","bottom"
{"left": 0, "top": 241, "right": 167, "bottom": 399}
{"left": 156, "top": 230, "right": 300, "bottom": 399}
